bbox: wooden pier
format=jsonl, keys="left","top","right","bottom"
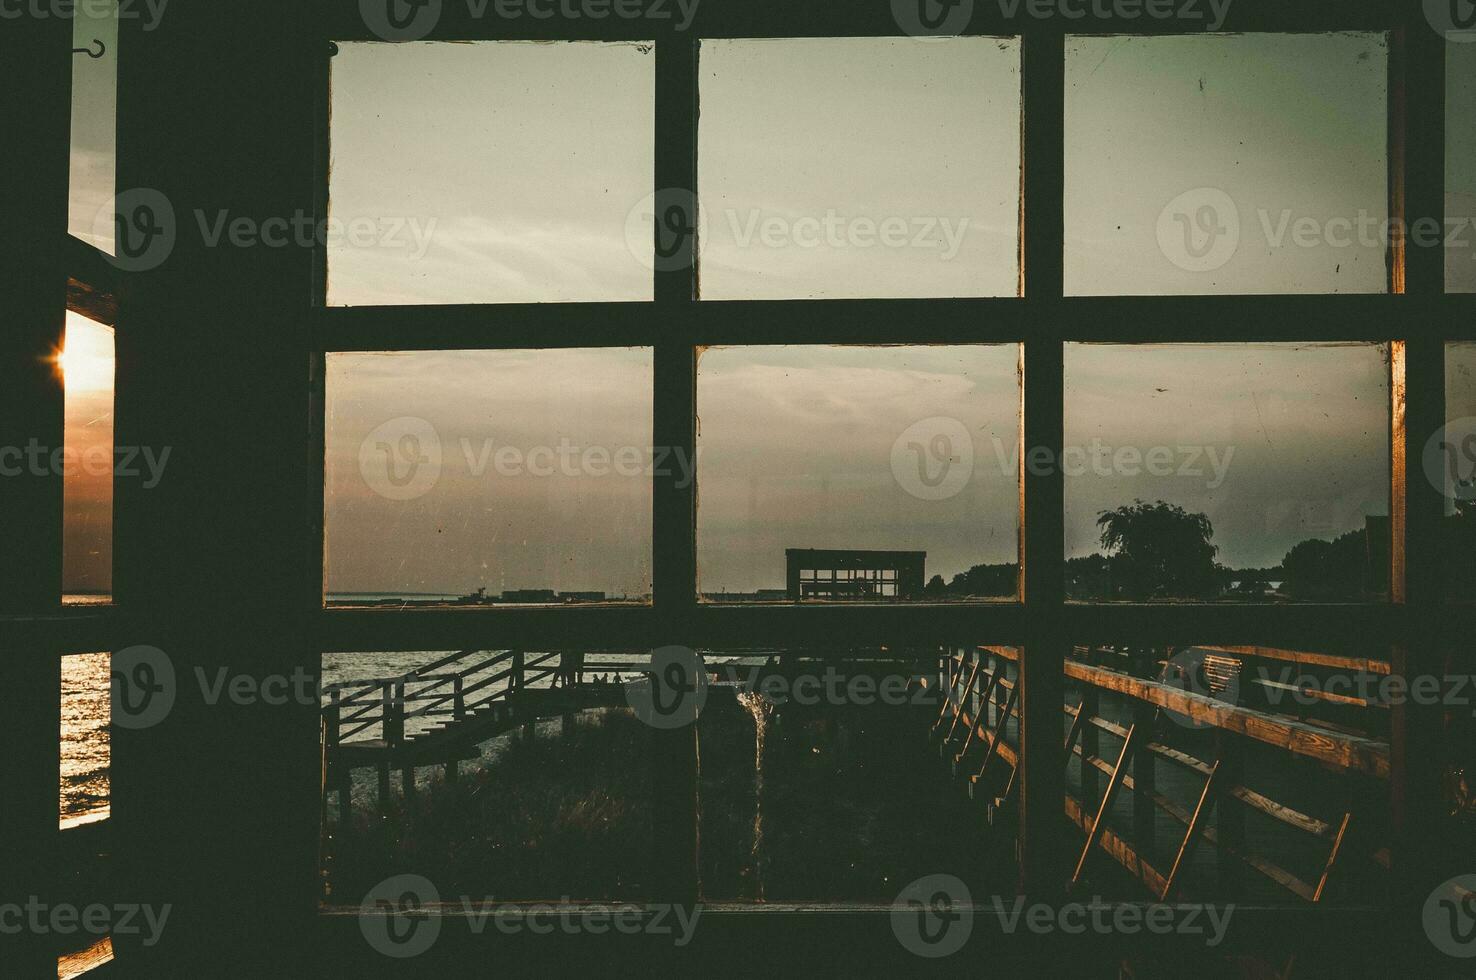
{"left": 928, "top": 644, "right": 1393, "bottom": 905}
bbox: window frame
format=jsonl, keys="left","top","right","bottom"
{"left": 5, "top": 1, "right": 1468, "bottom": 971}
{"left": 309, "top": 3, "right": 1459, "bottom": 916}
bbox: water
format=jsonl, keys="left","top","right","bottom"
{"left": 61, "top": 652, "right": 110, "bottom": 827}
{"left": 58, "top": 647, "right": 775, "bottom": 824}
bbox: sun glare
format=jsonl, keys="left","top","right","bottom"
{"left": 59, "top": 311, "right": 116, "bottom": 394}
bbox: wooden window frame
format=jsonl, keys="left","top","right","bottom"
{"left": 3, "top": 1, "right": 1469, "bottom": 974}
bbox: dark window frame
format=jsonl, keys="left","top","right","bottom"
{"left": 309, "top": 2, "right": 1462, "bottom": 916}
{"left": 5, "top": 1, "right": 1467, "bottom": 970}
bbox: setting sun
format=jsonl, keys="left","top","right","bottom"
{"left": 58, "top": 311, "right": 116, "bottom": 393}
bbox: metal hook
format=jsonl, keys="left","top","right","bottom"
{"left": 73, "top": 39, "right": 106, "bottom": 59}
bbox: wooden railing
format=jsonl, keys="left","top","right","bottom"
{"left": 930, "top": 644, "right": 1390, "bottom": 903}
{"left": 322, "top": 649, "right": 648, "bottom": 750}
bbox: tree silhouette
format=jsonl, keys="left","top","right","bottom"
{"left": 1096, "top": 500, "right": 1219, "bottom": 599}
{"left": 1280, "top": 530, "right": 1367, "bottom": 600}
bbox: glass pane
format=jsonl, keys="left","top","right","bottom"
{"left": 61, "top": 652, "right": 110, "bottom": 828}
{"left": 1450, "top": 40, "right": 1476, "bottom": 293}
{"left": 61, "top": 312, "right": 115, "bottom": 603}
{"left": 1442, "top": 342, "right": 1476, "bottom": 598}
{"left": 1064, "top": 344, "right": 1390, "bottom": 601}
{"left": 321, "top": 649, "right": 653, "bottom": 903}
{"left": 698, "top": 37, "right": 1021, "bottom": 300}
{"left": 1063, "top": 642, "right": 1388, "bottom": 908}
{"left": 328, "top": 41, "right": 655, "bottom": 305}
{"left": 699, "top": 646, "right": 1015, "bottom": 909}
{"left": 69, "top": 0, "right": 118, "bottom": 250}
{"left": 324, "top": 348, "right": 653, "bottom": 603}
{"left": 697, "top": 346, "right": 1020, "bottom": 601}
{"left": 1065, "top": 33, "right": 1389, "bottom": 296}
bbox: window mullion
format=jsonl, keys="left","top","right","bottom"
{"left": 1017, "top": 26, "right": 1068, "bottom": 901}
{"left": 649, "top": 33, "right": 699, "bottom": 907}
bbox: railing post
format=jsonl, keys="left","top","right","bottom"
{"left": 325, "top": 690, "right": 341, "bottom": 753}
{"left": 453, "top": 675, "right": 466, "bottom": 721}
{"left": 1132, "top": 698, "right": 1157, "bottom": 853}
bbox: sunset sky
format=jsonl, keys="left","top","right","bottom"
{"left": 65, "top": 32, "right": 1472, "bottom": 596}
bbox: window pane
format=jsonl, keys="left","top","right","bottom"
{"left": 62, "top": 312, "right": 115, "bottom": 603}
{"left": 1064, "top": 344, "right": 1389, "bottom": 601}
{"left": 697, "top": 346, "right": 1019, "bottom": 601}
{"left": 698, "top": 37, "right": 1021, "bottom": 300}
{"left": 1443, "top": 342, "right": 1476, "bottom": 598}
{"left": 321, "top": 649, "right": 653, "bottom": 902}
{"left": 61, "top": 652, "right": 110, "bottom": 827}
{"left": 699, "top": 647, "right": 1013, "bottom": 906}
{"left": 1062, "top": 642, "right": 1388, "bottom": 907}
{"left": 325, "top": 349, "right": 653, "bottom": 603}
{"left": 69, "top": 1, "right": 118, "bottom": 250}
{"left": 328, "top": 41, "right": 655, "bottom": 305}
{"left": 1065, "top": 33, "right": 1388, "bottom": 296}
{"left": 60, "top": 651, "right": 113, "bottom": 971}
{"left": 1450, "top": 40, "right": 1476, "bottom": 293}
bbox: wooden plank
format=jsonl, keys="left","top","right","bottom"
{"left": 1072, "top": 723, "right": 1138, "bottom": 886}
{"left": 1066, "top": 660, "right": 1390, "bottom": 779}
{"left": 1247, "top": 676, "right": 1387, "bottom": 710}
{"left": 941, "top": 662, "right": 981, "bottom": 748}
{"left": 58, "top": 937, "right": 115, "bottom": 980}
{"left": 1201, "top": 645, "right": 1391, "bottom": 677}
{"left": 1311, "top": 813, "right": 1353, "bottom": 903}
{"left": 1161, "top": 761, "right": 1221, "bottom": 901}
{"left": 974, "top": 684, "right": 1020, "bottom": 784}
{"left": 1073, "top": 746, "right": 1319, "bottom": 903}
{"left": 1064, "top": 793, "right": 1169, "bottom": 898}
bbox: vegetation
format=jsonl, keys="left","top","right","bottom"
{"left": 927, "top": 498, "right": 1400, "bottom": 602}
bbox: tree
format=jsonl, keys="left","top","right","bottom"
{"left": 1281, "top": 529, "right": 1367, "bottom": 600}
{"left": 924, "top": 574, "right": 948, "bottom": 597}
{"left": 1096, "top": 500, "right": 1219, "bottom": 599}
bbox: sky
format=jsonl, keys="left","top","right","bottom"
{"left": 63, "top": 31, "right": 1472, "bottom": 596}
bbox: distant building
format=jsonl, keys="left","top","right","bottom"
{"left": 785, "top": 549, "right": 925, "bottom": 600}
{"left": 558, "top": 591, "right": 606, "bottom": 603}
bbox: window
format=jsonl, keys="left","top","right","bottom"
{"left": 327, "top": 41, "right": 656, "bottom": 305}
{"left": 1064, "top": 343, "right": 1390, "bottom": 601}
{"left": 61, "top": 312, "right": 115, "bottom": 604}
{"left": 9, "top": 4, "right": 1466, "bottom": 974}
{"left": 696, "top": 345, "right": 1020, "bottom": 601}
{"left": 68, "top": 0, "right": 117, "bottom": 251}
{"left": 1065, "top": 33, "right": 1389, "bottom": 296}
{"left": 1449, "top": 39, "right": 1476, "bottom": 293}
{"left": 698, "top": 36, "right": 1022, "bottom": 299}
{"left": 324, "top": 348, "right": 654, "bottom": 603}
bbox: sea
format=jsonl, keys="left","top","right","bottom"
{"left": 59, "top": 594, "right": 773, "bottom": 824}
